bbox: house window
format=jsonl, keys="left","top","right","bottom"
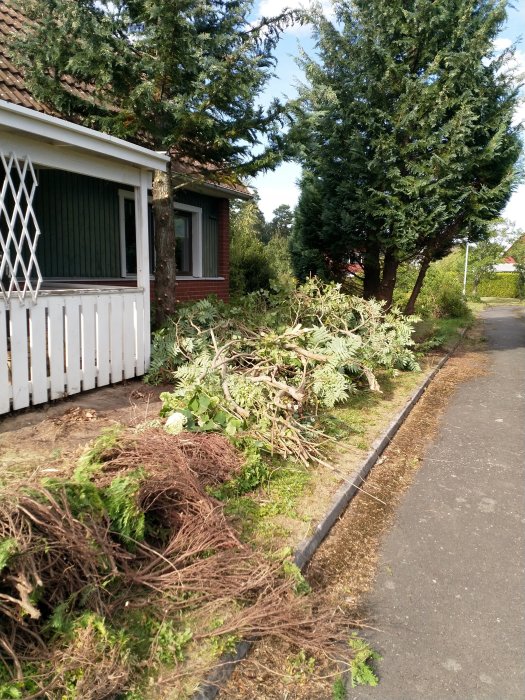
{"left": 119, "top": 190, "right": 154, "bottom": 276}
{"left": 174, "top": 211, "right": 192, "bottom": 275}
{"left": 119, "top": 191, "right": 203, "bottom": 278}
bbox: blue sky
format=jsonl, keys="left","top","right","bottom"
{"left": 250, "top": 0, "right": 525, "bottom": 234}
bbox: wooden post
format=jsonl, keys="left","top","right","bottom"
{"left": 135, "top": 169, "right": 152, "bottom": 370}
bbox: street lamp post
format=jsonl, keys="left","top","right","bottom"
{"left": 462, "top": 241, "right": 470, "bottom": 296}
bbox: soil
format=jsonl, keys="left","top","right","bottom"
{"left": 0, "top": 379, "right": 170, "bottom": 487}
{"left": 221, "top": 325, "right": 489, "bottom": 700}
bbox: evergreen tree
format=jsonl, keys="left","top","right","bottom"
{"left": 262, "top": 203, "right": 295, "bottom": 242}
{"left": 14, "top": 0, "right": 294, "bottom": 324}
{"left": 291, "top": 0, "right": 522, "bottom": 310}
{"left": 229, "top": 200, "right": 273, "bottom": 295}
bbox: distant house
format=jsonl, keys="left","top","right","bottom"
{"left": 494, "top": 256, "right": 517, "bottom": 273}
{"left": 0, "top": 1, "right": 250, "bottom": 414}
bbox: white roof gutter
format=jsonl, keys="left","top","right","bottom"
{"left": 0, "top": 99, "right": 169, "bottom": 171}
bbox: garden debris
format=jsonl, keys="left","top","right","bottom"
{"left": 0, "top": 429, "right": 350, "bottom": 699}
{"left": 150, "top": 279, "right": 418, "bottom": 466}
{"left": 52, "top": 406, "right": 98, "bottom": 425}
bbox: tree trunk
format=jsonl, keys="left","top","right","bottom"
{"left": 152, "top": 168, "right": 177, "bottom": 328}
{"left": 378, "top": 252, "right": 398, "bottom": 309}
{"left": 404, "top": 257, "right": 431, "bottom": 315}
{"left": 362, "top": 244, "right": 381, "bottom": 299}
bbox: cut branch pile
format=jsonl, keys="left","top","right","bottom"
{"left": 0, "top": 429, "right": 348, "bottom": 698}
{"left": 151, "top": 278, "right": 418, "bottom": 464}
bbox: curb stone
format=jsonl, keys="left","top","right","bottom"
{"left": 192, "top": 332, "right": 466, "bottom": 700}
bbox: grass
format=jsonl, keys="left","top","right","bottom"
{"left": 412, "top": 312, "right": 473, "bottom": 352}
{"left": 223, "top": 462, "right": 313, "bottom": 547}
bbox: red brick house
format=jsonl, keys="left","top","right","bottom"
{"left": 0, "top": 1, "right": 250, "bottom": 414}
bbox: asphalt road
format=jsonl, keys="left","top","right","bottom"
{"left": 348, "top": 306, "right": 525, "bottom": 700}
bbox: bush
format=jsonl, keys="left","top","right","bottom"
{"left": 477, "top": 272, "right": 519, "bottom": 298}
{"left": 395, "top": 261, "right": 470, "bottom": 319}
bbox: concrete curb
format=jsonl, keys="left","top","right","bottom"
{"left": 192, "top": 333, "right": 465, "bottom": 699}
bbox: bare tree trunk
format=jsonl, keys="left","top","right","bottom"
{"left": 363, "top": 244, "right": 381, "bottom": 299}
{"left": 404, "top": 257, "right": 431, "bottom": 315}
{"left": 152, "top": 168, "right": 177, "bottom": 328}
{"left": 377, "top": 252, "right": 398, "bottom": 309}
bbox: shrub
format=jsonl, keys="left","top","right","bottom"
{"left": 477, "top": 272, "right": 519, "bottom": 298}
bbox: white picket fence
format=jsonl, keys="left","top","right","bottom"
{"left": 0, "top": 288, "right": 146, "bottom": 414}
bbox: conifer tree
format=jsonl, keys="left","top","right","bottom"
{"left": 14, "top": 0, "right": 294, "bottom": 324}
{"left": 291, "top": 0, "right": 522, "bottom": 310}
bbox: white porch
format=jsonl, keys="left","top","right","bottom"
{"left": 0, "top": 100, "right": 168, "bottom": 414}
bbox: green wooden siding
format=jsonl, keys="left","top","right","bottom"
{"left": 175, "top": 190, "right": 219, "bottom": 277}
{"left": 34, "top": 169, "right": 121, "bottom": 278}
{"left": 31, "top": 173, "right": 221, "bottom": 279}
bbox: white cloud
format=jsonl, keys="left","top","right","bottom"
{"left": 503, "top": 184, "right": 525, "bottom": 232}
{"left": 256, "top": 0, "right": 334, "bottom": 33}
{"left": 493, "top": 37, "right": 513, "bottom": 52}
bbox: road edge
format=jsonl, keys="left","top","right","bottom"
{"left": 192, "top": 334, "right": 465, "bottom": 700}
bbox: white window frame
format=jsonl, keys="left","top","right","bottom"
{"left": 173, "top": 202, "right": 203, "bottom": 278}
{"left": 118, "top": 190, "right": 203, "bottom": 278}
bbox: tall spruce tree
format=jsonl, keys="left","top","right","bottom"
{"left": 13, "top": 0, "right": 293, "bottom": 325}
{"left": 291, "top": 0, "right": 522, "bottom": 310}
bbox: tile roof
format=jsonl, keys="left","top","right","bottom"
{"left": 0, "top": 0, "right": 96, "bottom": 114}
{"left": 0, "top": 1, "right": 251, "bottom": 198}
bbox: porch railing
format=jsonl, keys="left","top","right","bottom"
{"left": 0, "top": 287, "right": 146, "bottom": 414}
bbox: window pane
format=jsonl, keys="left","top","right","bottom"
{"left": 124, "top": 198, "right": 137, "bottom": 274}
{"left": 175, "top": 212, "right": 192, "bottom": 275}
{"left": 123, "top": 197, "right": 155, "bottom": 275}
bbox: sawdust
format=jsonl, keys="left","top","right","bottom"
{"left": 222, "top": 327, "right": 489, "bottom": 700}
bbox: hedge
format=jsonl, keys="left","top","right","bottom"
{"left": 478, "top": 272, "right": 520, "bottom": 298}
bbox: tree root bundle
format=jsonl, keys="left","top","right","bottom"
{"left": 0, "top": 429, "right": 348, "bottom": 698}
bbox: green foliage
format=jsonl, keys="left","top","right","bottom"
{"left": 0, "top": 666, "right": 39, "bottom": 698}
{"left": 0, "top": 537, "right": 18, "bottom": 573}
{"left": 348, "top": 634, "right": 381, "bottom": 688}
{"left": 291, "top": 0, "right": 522, "bottom": 305}
{"left": 332, "top": 675, "right": 346, "bottom": 700}
{"left": 212, "top": 440, "right": 272, "bottom": 499}
{"left": 154, "top": 622, "right": 193, "bottom": 664}
{"left": 104, "top": 470, "right": 145, "bottom": 544}
{"left": 14, "top": 0, "right": 295, "bottom": 176}
{"left": 160, "top": 387, "right": 243, "bottom": 436}
{"left": 149, "top": 280, "right": 418, "bottom": 463}
{"left": 286, "top": 649, "right": 316, "bottom": 679}
{"left": 75, "top": 426, "right": 123, "bottom": 478}
{"left": 43, "top": 462, "right": 145, "bottom": 546}
{"left": 229, "top": 200, "right": 295, "bottom": 297}
{"left": 395, "top": 259, "right": 471, "bottom": 319}
{"left": 478, "top": 272, "right": 520, "bottom": 297}
{"left": 282, "top": 561, "right": 311, "bottom": 596}
{"left": 208, "top": 632, "right": 240, "bottom": 658}
{"left": 263, "top": 204, "right": 295, "bottom": 243}
{"left": 230, "top": 200, "right": 274, "bottom": 296}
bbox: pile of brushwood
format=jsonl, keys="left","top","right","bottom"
{"left": 0, "top": 428, "right": 350, "bottom": 699}
{"left": 148, "top": 278, "right": 419, "bottom": 465}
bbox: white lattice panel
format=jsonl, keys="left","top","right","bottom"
{"left": 0, "top": 151, "right": 42, "bottom": 302}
